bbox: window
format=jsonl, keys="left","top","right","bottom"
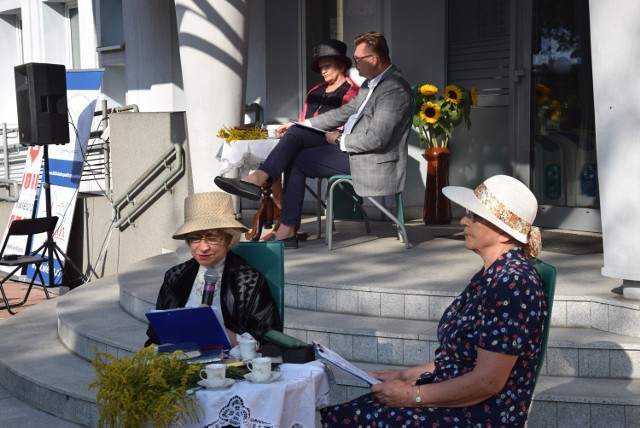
{"left": 67, "top": 4, "right": 80, "bottom": 68}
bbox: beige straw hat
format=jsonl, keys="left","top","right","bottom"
{"left": 442, "top": 175, "right": 539, "bottom": 244}
{"left": 172, "top": 192, "right": 248, "bottom": 239}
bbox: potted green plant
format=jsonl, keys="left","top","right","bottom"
{"left": 90, "top": 347, "right": 202, "bottom": 428}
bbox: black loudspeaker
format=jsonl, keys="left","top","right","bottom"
{"left": 14, "top": 62, "right": 69, "bottom": 145}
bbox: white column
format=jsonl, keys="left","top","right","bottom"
{"left": 589, "top": 0, "right": 640, "bottom": 298}
{"left": 174, "top": 0, "right": 249, "bottom": 193}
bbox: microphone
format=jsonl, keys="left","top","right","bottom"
{"left": 201, "top": 268, "right": 219, "bottom": 306}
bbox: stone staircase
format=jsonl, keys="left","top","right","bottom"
{"left": 1, "top": 225, "right": 640, "bottom": 427}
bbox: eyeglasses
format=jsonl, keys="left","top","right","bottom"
{"left": 465, "top": 209, "right": 483, "bottom": 223}
{"left": 353, "top": 54, "right": 374, "bottom": 63}
{"left": 186, "top": 235, "right": 226, "bottom": 245}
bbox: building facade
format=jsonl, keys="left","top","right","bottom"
{"left": 1, "top": 0, "right": 638, "bottom": 293}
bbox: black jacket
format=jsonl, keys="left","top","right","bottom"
{"left": 145, "top": 252, "right": 282, "bottom": 347}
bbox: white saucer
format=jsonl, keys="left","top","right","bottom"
{"left": 198, "top": 378, "right": 235, "bottom": 390}
{"left": 243, "top": 371, "right": 282, "bottom": 384}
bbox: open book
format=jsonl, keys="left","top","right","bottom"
{"left": 313, "top": 341, "right": 380, "bottom": 385}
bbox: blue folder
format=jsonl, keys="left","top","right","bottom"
{"left": 145, "top": 306, "right": 232, "bottom": 350}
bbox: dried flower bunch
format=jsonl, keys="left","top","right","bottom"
{"left": 90, "top": 346, "right": 202, "bottom": 428}
{"left": 217, "top": 126, "right": 267, "bottom": 143}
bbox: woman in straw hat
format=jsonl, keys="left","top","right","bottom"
{"left": 145, "top": 192, "right": 281, "bottom": 347}
{"left": 321, "top": 175, "right": 548, "bottom": 427}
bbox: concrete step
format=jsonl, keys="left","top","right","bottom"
{"left": 118, "top": 250, "right": 640, "bottom": 343}
{"left": 57, "top": 267, "right": 640, "bottom": 382}
{"left": 57, "top": 270, "right": 147, "bottom": 363}
{"left": 0, "top": 299, "right": 98, "bottom": 427}
{"left": 1, "top": 248, "right": 639, "bottom": 427}
{"left": 283, "top": 307, "right": 640, "bottom": 380}
{"left": 0, "top": 383, "right": 83, "bottom": 427}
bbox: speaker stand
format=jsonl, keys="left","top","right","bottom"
{"left": 36, "top": 145, "right": 88, "bottom": 288}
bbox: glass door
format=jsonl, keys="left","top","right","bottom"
{"left": 530, "top": 0, "right": 600, "bottom": 231}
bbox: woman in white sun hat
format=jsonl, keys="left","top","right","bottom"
{"left": 321, "top": 175, "right": 547, "bottom": 427}
{"left": 145, "top": 192, "right": 281, "bottom": 348}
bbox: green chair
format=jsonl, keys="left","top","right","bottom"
{"left": 532, "top": 258, "right": 557, "bottom": 386}
{"left": 231, "top": 241, "right": 285, "bottom": 325}
{"left": 325, "top": 175, "right": 409, "bottom": 250}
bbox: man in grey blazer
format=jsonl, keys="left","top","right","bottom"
{"left": 215, "top": 32, "right": 413, "bottom": 248}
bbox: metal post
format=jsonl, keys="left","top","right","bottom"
{"left": 101, "top": 100, "right": 111, "bottom": 198}
{"left": 43, "top": 145, "right": 55, "bottom": 287}
{"left": 2, "top": 123, "right": 8, "bottom": 180}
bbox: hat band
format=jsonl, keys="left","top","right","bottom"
{"left": 473, "top": 183, "right": 531, "bottom": 236}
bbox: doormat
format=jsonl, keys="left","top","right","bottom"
{"left": 446, "top": 230, "right": 602, "bottom": 255}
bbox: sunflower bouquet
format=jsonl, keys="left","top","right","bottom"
{"left": 534, "top": 83, "right": 562, "bottom": 137}
{"left": 413, "top": 83, "right": 477, "bottom": 149}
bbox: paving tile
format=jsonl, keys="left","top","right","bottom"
{"left": 592, "top": 404, "right": 625, "bottom": 426}
{"left": 527, "top": 401, "right": 556, "bottom": 428}
{"left": 357, "top": 291, "right": 380, "bottom": 316}
{"left": 297, "top": 285, "right": 317, "bottom": 310}
{"left": 405, "top": 294, "right": 430, "bottom": 320}
{"left": 336, "top": 289, "right": 358, "bottom": 314}
{"left": 611, "top": 349, "right": 640, "bottom": 379}
{"left": 557, "top": 402, "right": 590, "bottom": 427}
{"left": 546, "top": 347, "right": 579, "bottom": 376}
{"left": 353, "top": 336, "right": 378, "bottom": 363}
{"left": 592, "top": 301, "right": 610, "bottom": 331}
{"left": 625, "top": 405, "right": 640, "bottom": 427}
{"left": 579, "top": 349, "right": 611, "bottom": 377}
{"left": 381, "top": 293, "right": 404, "bottom": 318}
{"left": 316, "top": 287, "right": 337, "bottom": 312}
{"left": 567, "top": 301, "right": 591, "bottom": 327}
{"left": 329, "top": 334, "right": 353, "bottom": 360}
{"left": 403, "top": 338, "right": 429, "bottom": 366}
{"left": 377, "top": 337, "right": 403, "bottom": 365}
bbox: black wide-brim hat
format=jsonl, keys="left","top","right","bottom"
{"left": 311, "top": 39, "right": 352, "bottom": 73}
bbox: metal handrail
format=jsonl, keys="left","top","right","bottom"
{"left": 112, "top": 143, "right": 185, "bottom": 229}
{"left": 0, "top": 179, "right": 20, "bottom": 202}
{"left": 0, "top": 123, "right": 24, "bottom": 201}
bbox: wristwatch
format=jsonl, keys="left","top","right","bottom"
{"left": 415, "top": 385, "right": 422, "bottom": 403}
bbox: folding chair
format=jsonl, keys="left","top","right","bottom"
{"left": 231, "top": 240, "right": 285, "bottom": 325}
{"left": 532, "top": 258, "right": 557, "bottom": 386}
{"left": 0, "top": 216, "right": 59, "bottom": 315}
{"left": 325, "top": 174, "right": 410, "bottom": 250}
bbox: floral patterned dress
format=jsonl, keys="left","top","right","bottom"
{"left": 320, "top": 248, "right": 548, "bottom": 428}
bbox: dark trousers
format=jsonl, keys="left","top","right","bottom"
{"left": 258, "top": 126, "right": 350, "bottom": 225}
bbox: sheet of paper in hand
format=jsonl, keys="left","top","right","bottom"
{"left": 292, "top": 122, "right": 328, "bottom": 134}
{"left": 312, "top": 341, "right": 380, "bottom": 385}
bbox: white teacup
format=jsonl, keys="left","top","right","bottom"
{"left": 238, "top": 337, "right": 259, "bottom": 360}
{"left": 246, "top": 357, "right": 272, "bottom": 382}
{"left": 199, "top": 363, "right": 226, "bottom": 387}
{"left": 266, "top": 124, "right": 280, "bottom": 139}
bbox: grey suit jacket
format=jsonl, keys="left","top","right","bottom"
{"left": 309, "top": 65, "right": 412, "bottom": 197}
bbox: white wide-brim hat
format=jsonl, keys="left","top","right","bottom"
{"left": 442, "top": 175, "right": 538, "bottom": 243}
{"left": 172, "top": 192, "right": 248, "bottom": 239}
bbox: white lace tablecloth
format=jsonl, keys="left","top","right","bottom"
{"left": 186, "top": 361, "right": 330, "bottom": 428}
{"left": 219, "top": 139, "right": 280, "bottom": 178}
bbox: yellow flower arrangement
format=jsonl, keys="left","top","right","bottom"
{"left": 535, "top": 83, "right": 562, "bottom": 136}
{"left": 413, "top": 83, "right": 477, "bottom": 149}
{"left": 217, "top": 126, "right": 267, "bottom": 144}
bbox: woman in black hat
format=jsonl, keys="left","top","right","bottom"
{"left": 298, "top": 39, "right": 360, "bottom": 120}
{"left": 217, "top": 39, "right": 359, "bottom": 247}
